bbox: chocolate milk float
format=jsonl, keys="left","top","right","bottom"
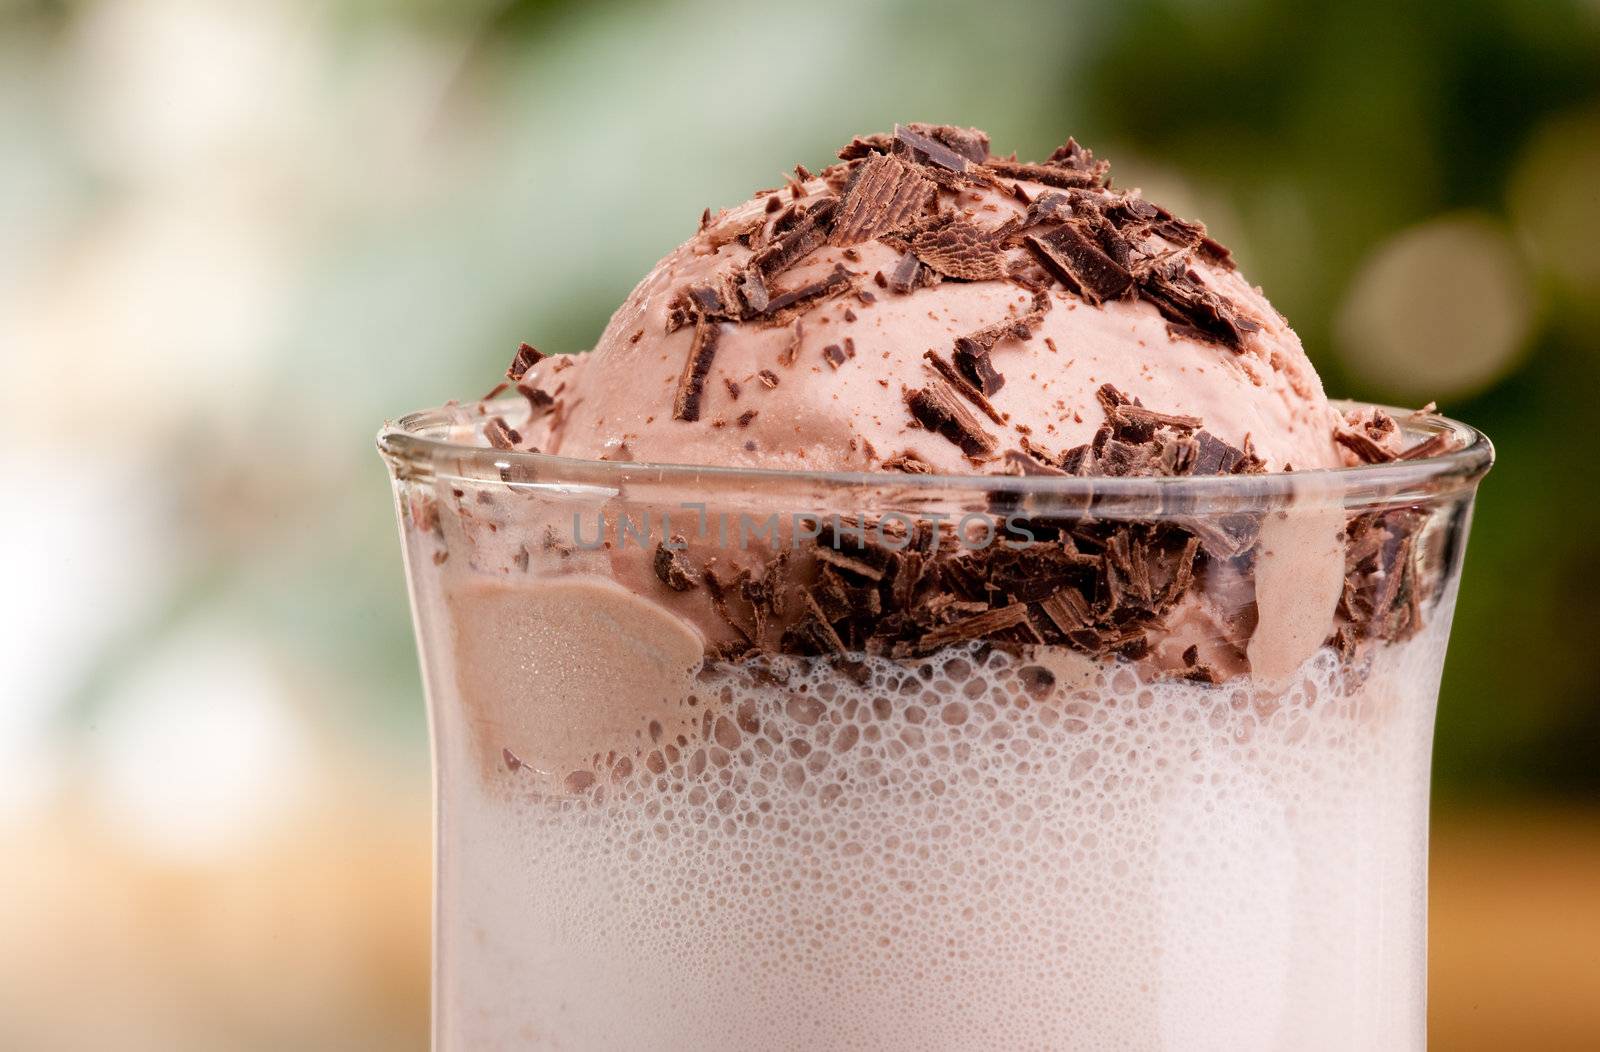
{"left": 381, "top": 126, "right": 1492, "bottom": 1050}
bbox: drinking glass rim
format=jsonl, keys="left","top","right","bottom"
{"left": 377, "top": 398, "right": 1492, "bottom": 511}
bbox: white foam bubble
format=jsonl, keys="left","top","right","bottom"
{"left": 433, "top": 625, "right": 1445, "bottom": 1051}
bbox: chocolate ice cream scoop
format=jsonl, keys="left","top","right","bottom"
{"left": 506, "top": 124, "right": 1342, "bottom": 478}
{"left": 444, "top": 125, "right": 1446, "bottom": 689}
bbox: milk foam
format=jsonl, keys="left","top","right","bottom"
{"left": 433, "top": 623, "right": 1446, "bottom": 1051}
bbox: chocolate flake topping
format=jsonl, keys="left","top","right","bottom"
{"left": 653, "top": 537, "right": 700, "bottom": 591}
{"left": 1335, "top": 428, "right": 1398, "bottom": 464}
{"left": 1332, "top": 509, "right": 1433, "bottom": 649}
{"left": 893, "top": 123, "right": 974, "bottom": 172}
{"left": 1040, "top": 384, "right": 1265, "bottom": 487}
{"left": 516, "top": 382, "right": 554, "bottom": 416}
{"left": 882, "top": 449, "right": 934, "bottom": 473}
{"left": 985, "top": 159, "right": 1107, "bottom": 190}
{"left": 837, "top": 133, "right": 895, "bottom": 161}
{"left": 888, "top": 251, "right": 927, "bottom": 294}
{"left": 951, "top": 296, "right": 1051, "bottom": 395}
{"left": 915, "top": 603, "right": 1030, "bottom": 651}
{"left": 923, "top": 350, "right": 1005, "bottom": 425}
{"left": 1026, "top": 225, "right": 1133, "bottom": 305}
{"left": 783, "top": 592, "right": 849, "bottom": 655}
{"left": 779, "top": 320, "right": 804, "bottom": 366}
{"left": 830, "top": 154, "right": 937, "bottom": 246}
{"left": 1137, "top": 261, "right": 1260, "bottom": 351}
{"left": 911, "top": 216, "right": 1009, "bottom": 281}
{"left": 1096, "top": 383, "right": 1201, "bottom": 436}
{"left": 1047, "top": 137, "right": 1110, "bottom": 177}
{"left": 999, "top": 447, "right": 1067, "bottom": 476}
{"left": 907, "top": 382, "right": 998, "bottom": 456}
{"left": 484, "top": 416, "right": 520, "bottom": 450}
{"left": 672, "top": 318, "right": 721, "bottom": 421}
{"left": 544, "top": 127, "right": 1446, "bottom": 680}
{"left": 506, "top": 342, "right": 545, "bottom": 381}
{"left": 748, "top": 197, "right": 838, "bottom": 280}
{"left": 910, "top": 123, "right": 991, "bottom": 164}
{"left": 761, "top": 264, "right": 855, "bottom": 317}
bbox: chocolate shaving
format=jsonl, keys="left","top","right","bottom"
{"left": 1026, "top": 225, "right": 1133, "bottom": 305}
{"left": 1200, "top": 432, "right": 1266, "bottom": 475}
{"left": 888, "top": 251, "right": 929, "bottom": 293}
{"left": 986, "top": 160, "right": 1106, "bottom": 190}
{"left": 782, "top": 592, "right": 848, "bottom": 655}
{"left": 915, "top": 603, "right": 1030, "bottom": 651}
{"left": 1096, "top": 384, "right": 1201, "bottom": 437}
{"left": 702, "top": 565, "right": 756, "bottom": 643}
{"left": 484, "top": 416, "right": 520, "bottom": 450}
{"left": 999, "top": 448, "right": 1067, "bottom": 476}
{"left": 757, "top": 369, "right": 779, "bottom": 389}
{"left": 882, "top": 450, "right": 934, "bottom": 474}
{"left": 1335, "top": 429, "right": 1398, "bottom": 464}
{"left": 1364, "top": 410, "right": 1398, "bottom": 440}
{"left": 515, "top": 382, "right": 555, "bottom": 416}
{"left": 735, "top": 269, "right": 768, "bottom": 315}
{"left": 1330, "top": 508, "right": 1434, "bottom": 650}
{"left": 837, "top": 133, "right": 895, "bottom": 160}
{"left": 1046, "top": 137, "right": 1110, "bottom": 178}
{"left": 911, "top": 216, "right": 1009, "bottom": 281}
{"left": 704, "top": 209, "right": 766, "bottom": 250}
{"left": 672, "top": 318, "right": 721, "bottom": 421}
{"left": 506, "top": 342, "right": 545, "bottom": 381}
{"left": 923, "top": 350, "right": 1005, "bottom": 425}
{"left": 906, "top": 382, "right": 997, "bottom": 456}
{"left": 951, "top": 298, "right": 1050, "bottom": 395}
{"left": 1137, "top": 261, "right": 1259, "bottom": 351}
{"left": 953, "top": 339, "right": 1005, "bottom": 396}
{"left": 903, "top": 123, "right": 990, "bottom": 164}
{"left": 1004, "top": 191, "right": 1074, "bottom": 235}
{"left": 748, "top": 197, "right": 838, "bottom": 280}
{"left": 815, "top": 545, "right": 888, "bottom": 583}
{"left": 760, "top": 264, "right": 854, "bottom": 317}
{"left": 830, "top": 154, "right": 937, "bottom": 246}
{"left": 779, "top": 320, "right": 804, "bottom": 366}
{"left": 893, "top": 123, "right": 973, "bottom": 172}
{"left": 653, "top": 538, "right": 700, "bottom": 591}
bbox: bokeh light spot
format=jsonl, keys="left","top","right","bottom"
{"left": 87, "top": 627, "right": 312, "bottom": 862}
{"left": 1509, "top": 108, "right": 1600, "bottom": 293}
{"left": 1335, "top": 214, "right": 1536, "bottom": 401}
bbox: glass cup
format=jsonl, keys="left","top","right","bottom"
{"left": 379, "top": 400, "right": 1491, "bottom": 1052}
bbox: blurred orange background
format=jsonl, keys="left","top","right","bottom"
{"left": 2, "top": 0, "right": 1596, "bottom": 1047}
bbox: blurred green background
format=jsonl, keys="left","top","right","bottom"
{"left": 2, "top": 0, "right": 1596, "bottom": 1048}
